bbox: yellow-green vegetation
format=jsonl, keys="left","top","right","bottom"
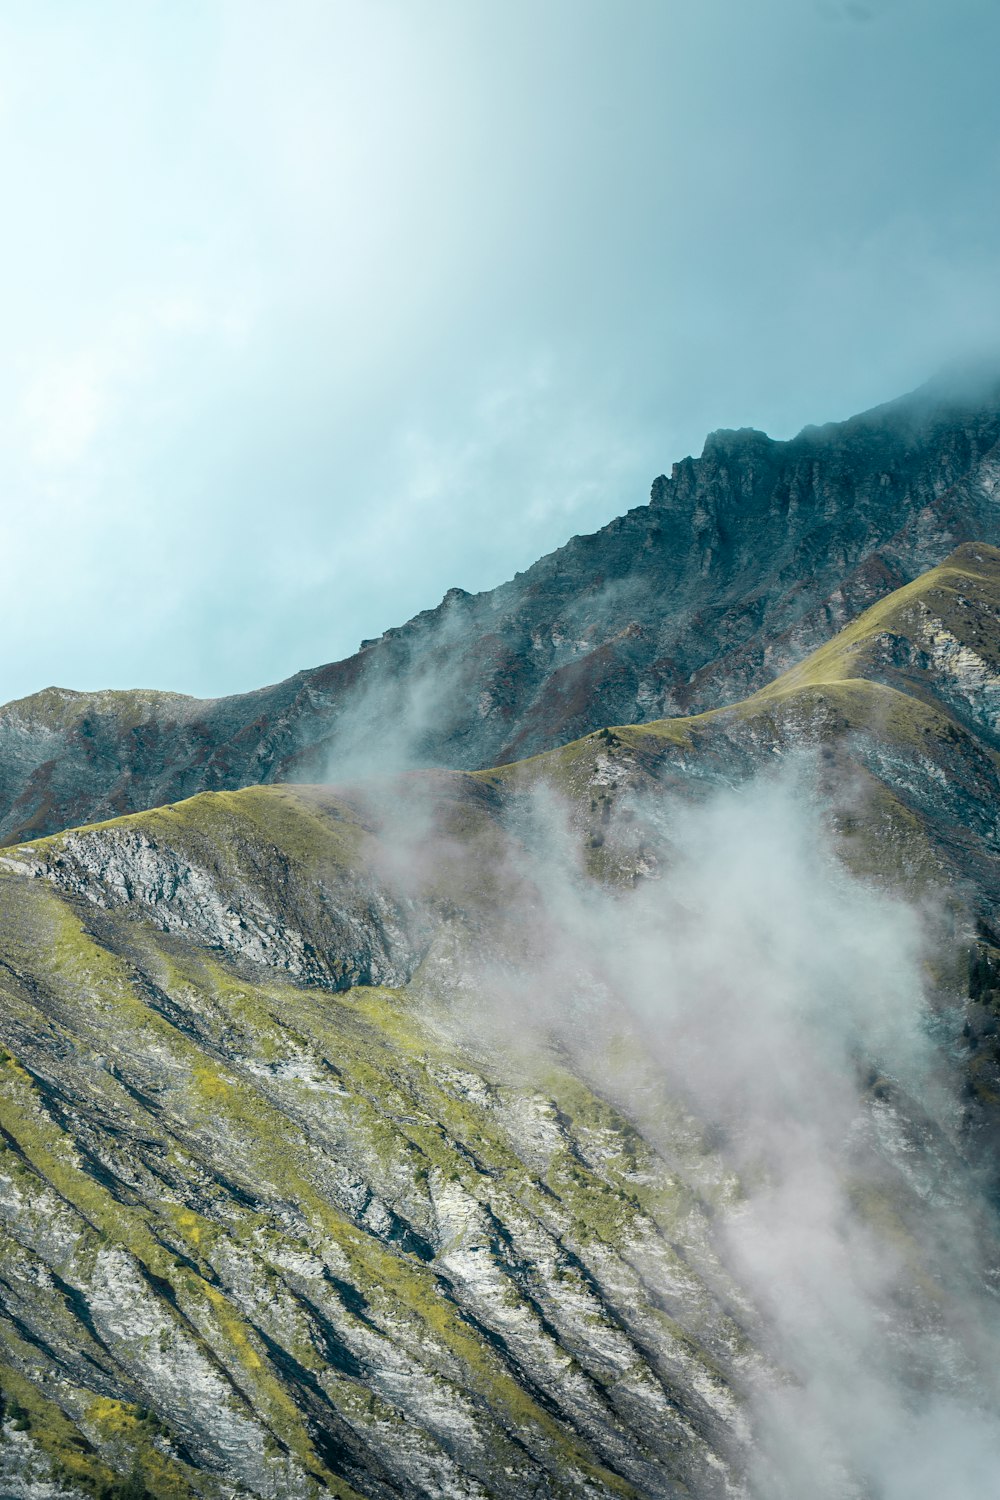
{"left": 1, "top": 685, "right": 196, "bottom": 734}
{"left": 478, "top": 716, "right": 699, "bottom": 801}
{"left": 829, "top": 769, "right": 945, "bottom": 890}
{"left": 18, "top": 782, "right": 367, "bottom": 884}
{"left": 0, "top": 1361, "right": 120, "bottom": 1497}
{"left": 478, "top": 543, "right": 1000, "bottom": 808}
{"left": 0, "top": 858, "right": 730, "bottom": 1497}
{"left": 751, "top": 543, "right": 1000, "bottom": 698}
{"left": 84, "top": 1397, "right": 204, "bottom": 1500}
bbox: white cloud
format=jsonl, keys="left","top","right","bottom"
{"left": 20, "top": 349, "right": 109, "bottom": 469}
{"left": 15, "top": 287, "right": 256, "bottom": 474}
{"left": 402, "top": 760, "right": 1000, "bottom": 1496}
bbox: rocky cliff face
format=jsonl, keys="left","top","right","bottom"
{"left": 0, "top": 549, "right": 999, "bottom": 1496}
{"left": 3, "top": 370, "right": 1000, "bottom": 844}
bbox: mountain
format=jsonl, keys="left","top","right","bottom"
{"left": 0, "top": 543, "right": 998, "bottom": 1496}
{"left": 3, "top": 369, "right": 1000, "bottom": 844}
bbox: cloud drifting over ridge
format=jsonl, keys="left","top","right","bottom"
{"left": 383, "top": 760, "right": 1000, "bottom": 1496}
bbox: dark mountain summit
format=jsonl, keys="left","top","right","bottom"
{"left": 2, "top": 368, "right": 1000, "bottom": 843}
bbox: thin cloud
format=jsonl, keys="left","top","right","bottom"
{"left": 374, "top": 756, "right": 1000, "bottom": 1496}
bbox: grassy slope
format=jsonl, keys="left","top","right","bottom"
{"left": 0, "top": 686, "right": 199, "bottom": 734}
{"left": 0, "top": 868, "right": 743, "bottom": 1499}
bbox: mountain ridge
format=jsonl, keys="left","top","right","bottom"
{"left": 11, "top": 541, "right": 1000, "bottom": 990}
{"left": 2, "top": 369, "right": 1000, "bottom": 845}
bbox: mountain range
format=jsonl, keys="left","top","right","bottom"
{"left": 0, "top": 373, "right": 999, "bottom": 1498}
{"left": 3, "top": 367, "right": 1000, "bottom": 846}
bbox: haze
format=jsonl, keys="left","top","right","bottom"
{"left": 1, "top": 0, "right": 998, "bottom": 701}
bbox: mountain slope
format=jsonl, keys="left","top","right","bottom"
{"left": 3, "top": 370, "right": 1000, "bottom": 845}
{"left": 487, "top": 541, "right": 1000, "bottom": 922}
{"left": 16, "top": 544, "right": 1000, "bottom": 988}
{"left": 0, "top": 549, "right": 999, "bottom": 1495}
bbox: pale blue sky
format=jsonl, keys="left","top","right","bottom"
{"left": 1, "top": 0, "right": 998, "bottom": 701}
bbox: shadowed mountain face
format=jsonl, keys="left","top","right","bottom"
{"left": 0, "top": 546, "right": 999, "bottom": 1496}
{"left": 3, "top": 370, "right": 1000, "bottom": 843}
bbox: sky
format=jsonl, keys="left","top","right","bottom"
{"left": 1, "top": 0, "right": 999, "bottom": 702}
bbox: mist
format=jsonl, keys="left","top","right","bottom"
{"left": 362, "top": 754, "right": 1000, "bottom": 1497}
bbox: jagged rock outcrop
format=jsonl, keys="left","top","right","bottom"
{"left": 3, "top": 787, "right": 424, "bottom": 994}
{"left": 3, "top": 369, "right": 1000, "bottom": 843}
